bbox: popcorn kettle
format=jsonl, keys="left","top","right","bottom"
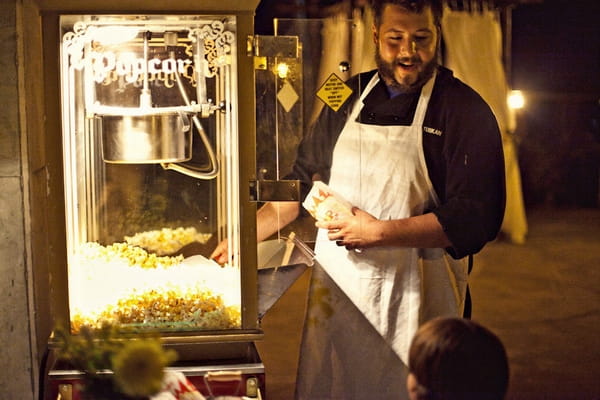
{"left": 88, "top": 28, "right": 221, "bottom": 179}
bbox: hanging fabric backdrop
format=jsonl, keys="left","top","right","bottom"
{"left": 442, "top": 6, "right": 528, "bottom": 244}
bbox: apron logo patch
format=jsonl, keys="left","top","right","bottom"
{"left": 424, "top": 126, "right": 443, "bottom": 136}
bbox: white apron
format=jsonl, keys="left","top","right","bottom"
{"left": 296, "top": 73, "right": 467, "bottom": 400}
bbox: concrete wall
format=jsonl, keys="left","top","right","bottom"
{"left": 0, "top": 1, "right": 36, "bottom": 399}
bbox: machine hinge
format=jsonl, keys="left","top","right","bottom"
{"left": 249, "top": 179, "right": 300, "bottom": 202}
{"left": 247, "top": 35, "right": 299, "bottom": 58}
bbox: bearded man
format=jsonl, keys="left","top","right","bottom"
{"left": 212, "top": 1, "right": 505, "bottom": 398}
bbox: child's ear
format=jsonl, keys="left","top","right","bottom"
{"left": 406, "top": 373, "right": 420, "bottom": 400}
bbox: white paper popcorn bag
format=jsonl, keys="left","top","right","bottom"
{"left": 302, "top": 181, "right": 353, "bottom": 222}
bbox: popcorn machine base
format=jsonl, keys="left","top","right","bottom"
{"left": 44, "top": 341, "right": 265, "bottom": 399}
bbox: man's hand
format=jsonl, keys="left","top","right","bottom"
{"left": 315, "top": 208, "right": 452, "bottom": 251}
{"left": 315, "top": 207, "right": 382, "bottom": 251}
{"left": 210, "top": 201, "right": 301, "bottom": 265}
{"left": 210, "top": 238, "right": 229, "bottom": 265}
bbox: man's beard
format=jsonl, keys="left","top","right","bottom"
{"left": 375, "top": 48, "right": 437, "bottom": 94}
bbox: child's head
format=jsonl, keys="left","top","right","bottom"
{"left": 407, "top": 317, "right": 509, "bottom": 400}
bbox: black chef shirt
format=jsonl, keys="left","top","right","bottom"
{"left": 287, "top": 66, "right": 506, "bottom": 259}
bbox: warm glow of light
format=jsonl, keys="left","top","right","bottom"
{"left": 69, "top": 244, "right": 241, "bottom": 329}
{"left": 508, "top": 90, "right": 525, "bottom": 110}
{"left": 276, "top": 62, "right": 289, "bottom": 79}
{"left": 121, "top": 129, "right": 154, "bottom": 160}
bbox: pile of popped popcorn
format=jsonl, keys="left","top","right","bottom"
{"left": 125, "top": 227, "right": 212, "bottom": 256}
{"left": 69, "top": 237, "right": 240, "bottom": 333}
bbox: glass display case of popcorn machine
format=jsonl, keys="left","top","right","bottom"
{"left": 46, "top": 5, "right": 267, "bottom": 398}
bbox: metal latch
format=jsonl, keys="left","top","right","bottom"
{"left": 246, "top": 376, "right": 259, "bottom": 398}
{"left": 247, "top": 35, "right": 299, "bottom": 58}
{"left": 57, "top": 384, "right": 72, "bottom": 400}
{"left": 249, "top": 179, "right": 300, "bottom": 202}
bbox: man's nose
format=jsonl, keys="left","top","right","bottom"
{"left": 400, "top": 39, "right": 417, "bottom": 56}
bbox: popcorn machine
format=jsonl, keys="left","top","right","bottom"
{"left": 59, "top": 14, "right": 247, "bottom": 336}
{"left": 43, "top": 2, "right": 278, "bottom": 398}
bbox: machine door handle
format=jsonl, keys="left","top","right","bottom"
{"left": 249, "top": 179, "right": 300, "bottom": 202}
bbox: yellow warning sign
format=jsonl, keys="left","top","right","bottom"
{"left": 316, "top": 73, "right": 353, "bottom": 112}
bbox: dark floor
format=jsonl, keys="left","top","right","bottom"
{"left": 255, "top": 206, "right": 600, "bottom": 400}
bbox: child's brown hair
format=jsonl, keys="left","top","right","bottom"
{"left": 408, "top": 317, "right": 509, "bottom": 400}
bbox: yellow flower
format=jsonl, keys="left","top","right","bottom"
{"left": 111, "top": 339, "right": 177, "bottom": 397}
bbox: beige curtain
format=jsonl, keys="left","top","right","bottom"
{"left": 442, "top": 6, "right": 528, "bottom": 244}
{"left": 351, "top": 5, "right": 377, "bottom": 76}
{"left": 310, "top": 14, "right": 351, "bottom": 126}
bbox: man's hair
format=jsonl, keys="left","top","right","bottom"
{"left": 408, "top": 317, "right": 509, "bottom": 400}
{"left": 371, "top": 0, "right": 443, "bottom": 27}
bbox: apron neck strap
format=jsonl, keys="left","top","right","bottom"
{"left": 412, "top": 71, "right": 437, "bottom": 127}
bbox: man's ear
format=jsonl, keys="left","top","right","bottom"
{"left": 372, "top": 24, "right": 378, "bottom": 44}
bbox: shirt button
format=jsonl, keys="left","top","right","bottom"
{"left": 368, "top": 112, "right": 375, "bottom": 120}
